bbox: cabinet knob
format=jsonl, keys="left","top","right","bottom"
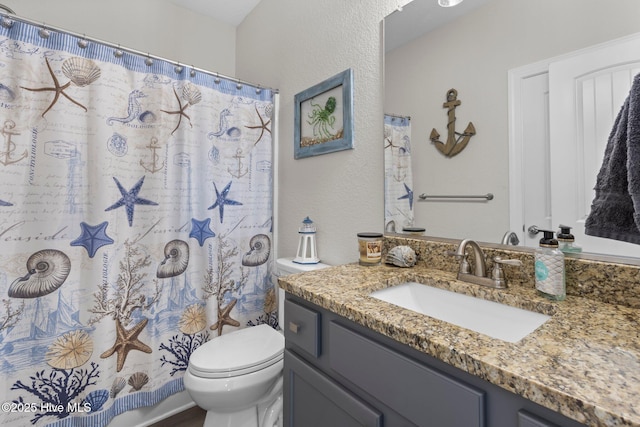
{"left": 289, "top": 322, "right": 300, "bottom": 334}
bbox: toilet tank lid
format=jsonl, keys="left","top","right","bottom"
{"left": 276, "top": 257, "right": 331, "bottom": 274}
{"left": 189, "top": 324, "right": 283, "bottom": 376}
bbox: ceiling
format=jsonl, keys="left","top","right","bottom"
{"left": 385, "top": 0, "right": 492, "bottom": 52}
{"left": 169, "top": 0, "right": 492, "bottom": 50}
{"left": 168, "top": 0, "right": 262, "bottom": 26}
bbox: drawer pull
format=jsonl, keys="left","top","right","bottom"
{"left": 289, "top": 322, "right": 300, "bottom": 334}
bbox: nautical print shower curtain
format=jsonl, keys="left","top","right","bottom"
{"left": 384, "top": 114, "right": 413, "bottom": 232}
{"left": 0, "top": 16, "right": 276, "bottom": 427}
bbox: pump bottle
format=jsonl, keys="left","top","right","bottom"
{"left": 557, "top": 225, "right": 582, "bottom": 253}
{"left": 534, "top": 230, "right": 566, "bottom": 301}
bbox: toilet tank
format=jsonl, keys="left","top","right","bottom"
{"left": 275, "top": 258, "right": 330, "bottom": 329}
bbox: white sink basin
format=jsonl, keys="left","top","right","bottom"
{"left": 369, "top": 282, "right": 550, "bottom": 343}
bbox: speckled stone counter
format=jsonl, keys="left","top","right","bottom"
{"left": 279, "top": 259, "right": 640, "bottom": 427}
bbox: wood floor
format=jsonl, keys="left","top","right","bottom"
{"left": 149, "top": 406, "right": 206, "bottom": 427}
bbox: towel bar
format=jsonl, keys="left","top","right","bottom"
{"left": 418, "top": 193, "right": 494, "bottom": 201}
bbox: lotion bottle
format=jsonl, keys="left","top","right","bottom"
{"left": 534, "top": 230, "right": 566, "bottom": 301}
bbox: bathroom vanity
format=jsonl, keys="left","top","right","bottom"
{"left": 278, "top": 238, "right": 640, "bottom": 427}
{"left": 284, "top": 295, "right": 586, "bottom": 427}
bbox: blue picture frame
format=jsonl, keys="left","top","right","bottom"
{"left": 294, "top": 69, "right": 354, "bottom": 159}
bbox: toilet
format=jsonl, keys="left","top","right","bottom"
{"left": 183, "top": 257, "right": 329, "bottom": 427}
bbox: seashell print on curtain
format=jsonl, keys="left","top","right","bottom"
{"left": 0, "top": 17, "right": 276, "bottom": 427}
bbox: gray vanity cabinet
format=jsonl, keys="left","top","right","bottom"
{"left": 283, "top": 294, "right": 587, "bottom": 427}
{"left": 286, "top": 349, "right": 383, "bottom": 427}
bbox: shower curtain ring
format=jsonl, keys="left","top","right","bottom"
{"left": 0, "top": 16, "right": 13, "bottom": 28}
{"left": 39, "top": 24, "right": 50, "bottom": 39}
{"left": 214, "top": 73, "right": 220, "bottom": 84}
{"left": 145, "top": 54, "right": 153, "bottom": 67}
{"left": 174, "top": 63, "right": 183, "bottom": 74}
{"left": 77, "top": 35, "right": 89, "bottom": 49}
{"left": 190, "top": 66, "right": 196, "bottom": 78}
{"left": 114, "top": 44, "right": 124, "bottom": 58}
{"left": 236, "top": 81, "right": 243, "bottom": 90}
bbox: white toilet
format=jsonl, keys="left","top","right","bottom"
{"left": 183, "top": 257, "right": 329, "bottom": 427}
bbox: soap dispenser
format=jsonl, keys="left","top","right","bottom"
{"left": 534, "top": 230, "right": 566, "bottom": 301}
{"left": 557, "top": 225, "right": 582, "bottom": 253}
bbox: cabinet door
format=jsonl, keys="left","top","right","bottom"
{"left": 329, "top": 321, "right": 485, "bottom": 427}
{"left": 285, "top": 350, "right": 383, "bottom": 427}
{"left": 518, "top": 410, "right": 560, "bottom": 427}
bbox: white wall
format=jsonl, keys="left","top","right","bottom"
{"left": 6, "top": 0, "right": 236, "bottom": 77}
{"left": 237, "top": 0, "right": 405, "bottom": 265}
{"left": 385, "top": 0, "right": 640, "bottom": 243}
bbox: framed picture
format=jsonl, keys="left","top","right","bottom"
{"left": 294, "top": 69, "right": 354, "bottom": 159}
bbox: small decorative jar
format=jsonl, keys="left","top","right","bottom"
{"left": 357, "top": 232, "right": 383, "bottom": 266}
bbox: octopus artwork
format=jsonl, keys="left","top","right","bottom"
{"left": 307, "top": 96, "right": 337, "bottom": 140}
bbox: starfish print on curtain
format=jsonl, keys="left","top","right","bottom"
{"left": 189, "top": 217, "right": 216, "bottom": 246}
{"left": 105, "top": 176, "right": 159, "bottom": 226}
{"left": 21, "top": 57, "right": 101, "bottom": 117}
{"left": 245, "top": 105, "right": 271, "bottom": 146}
{"left": 210, "top": 298, "right": 240, "bottom": 336}
{"left": 208, "top": 180, "right": 242, "bottom": 223}
{"left": 100, "top": 318, "right": 152, "bottom": 372}
{"left": 70, "top": 221, "right": 115, "bottom": 258}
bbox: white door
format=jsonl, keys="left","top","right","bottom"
{"left": 549, "top": 34, "right": 640, "bottom": 257}
{"left": 510, "top": 32, "right": 640, "bottom": 256}
{"left": 509, "top": 71, "right": 552, "bottom": 248}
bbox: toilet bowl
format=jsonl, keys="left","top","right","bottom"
{"left": 184, "top": 324, "right": 284, "bottom": 427}
{"left": 183, "top": 258, "right": 329, "bottom": 427}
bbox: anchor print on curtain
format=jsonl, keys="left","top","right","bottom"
{"left": 384, "top": 114, "right": 414, "bottom": 232}
{"left": 0, "top": 17, "right": 276, "bottom": 427}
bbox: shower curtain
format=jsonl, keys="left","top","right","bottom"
{"left": 384, "top": 114, "right": 413, "bottom": 232}
{"left": 0, "top": 16, "right": 275, "bottom": 427}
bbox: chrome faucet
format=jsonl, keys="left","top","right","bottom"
{"left": 448, "top": 239, "right": 523, "bottom": 289}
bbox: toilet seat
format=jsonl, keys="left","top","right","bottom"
{"left": 188, "top": 324, "right": 284, "bottom": 379}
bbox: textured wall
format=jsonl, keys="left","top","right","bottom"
{"left": 5, "top": 0, "right": 237, "bottom": 77}
{"left": 237, "top": 0, "right": 407, "bottom": 265}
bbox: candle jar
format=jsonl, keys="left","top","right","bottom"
{"left": 357, "top": 232, "right": 383, "bottom": 266}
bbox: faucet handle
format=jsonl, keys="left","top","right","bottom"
{"left": 445, "top": 250, "right": 470, "bottom": 274}
{"left": 493, "top": 256, "right": 523, "bottom": 267}
{"left": 491, "top": 257, "right": 523, "bottom": 288}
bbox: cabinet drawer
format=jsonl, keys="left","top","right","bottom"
{"left": 284, "top": 299, "right": 321, "bottom": 357}
{"left": 285, "top": 350, "right": 382, "bottom": 427}
{"left": 329, "top": 321, "right": 485, "bottom": 427}
{"left": 518, "top": 410, "right": 560, "bottom": 427}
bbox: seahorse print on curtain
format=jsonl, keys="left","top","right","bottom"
{"left": 0, "top": 17, "right": 275, "bottom": 427}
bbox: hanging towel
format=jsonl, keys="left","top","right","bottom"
{"left": 585, "top": 73, "right": 640, "bottom": 244}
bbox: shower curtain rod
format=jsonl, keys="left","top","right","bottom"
{"left": 0, "top": 9, "right": 279, "bottom": 94}
{"left": 385, "top": 112, "right": 411, "bottom": 120}
{"left": 0, "top": 4, "right": 14, "bottom": 14}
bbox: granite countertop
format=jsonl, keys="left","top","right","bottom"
{"left": 278, "top": 263, "right": 640, "bottom": 427}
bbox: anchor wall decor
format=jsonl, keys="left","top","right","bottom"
{"left": 429, "top": 88, "right": 476, "bottom": 157}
